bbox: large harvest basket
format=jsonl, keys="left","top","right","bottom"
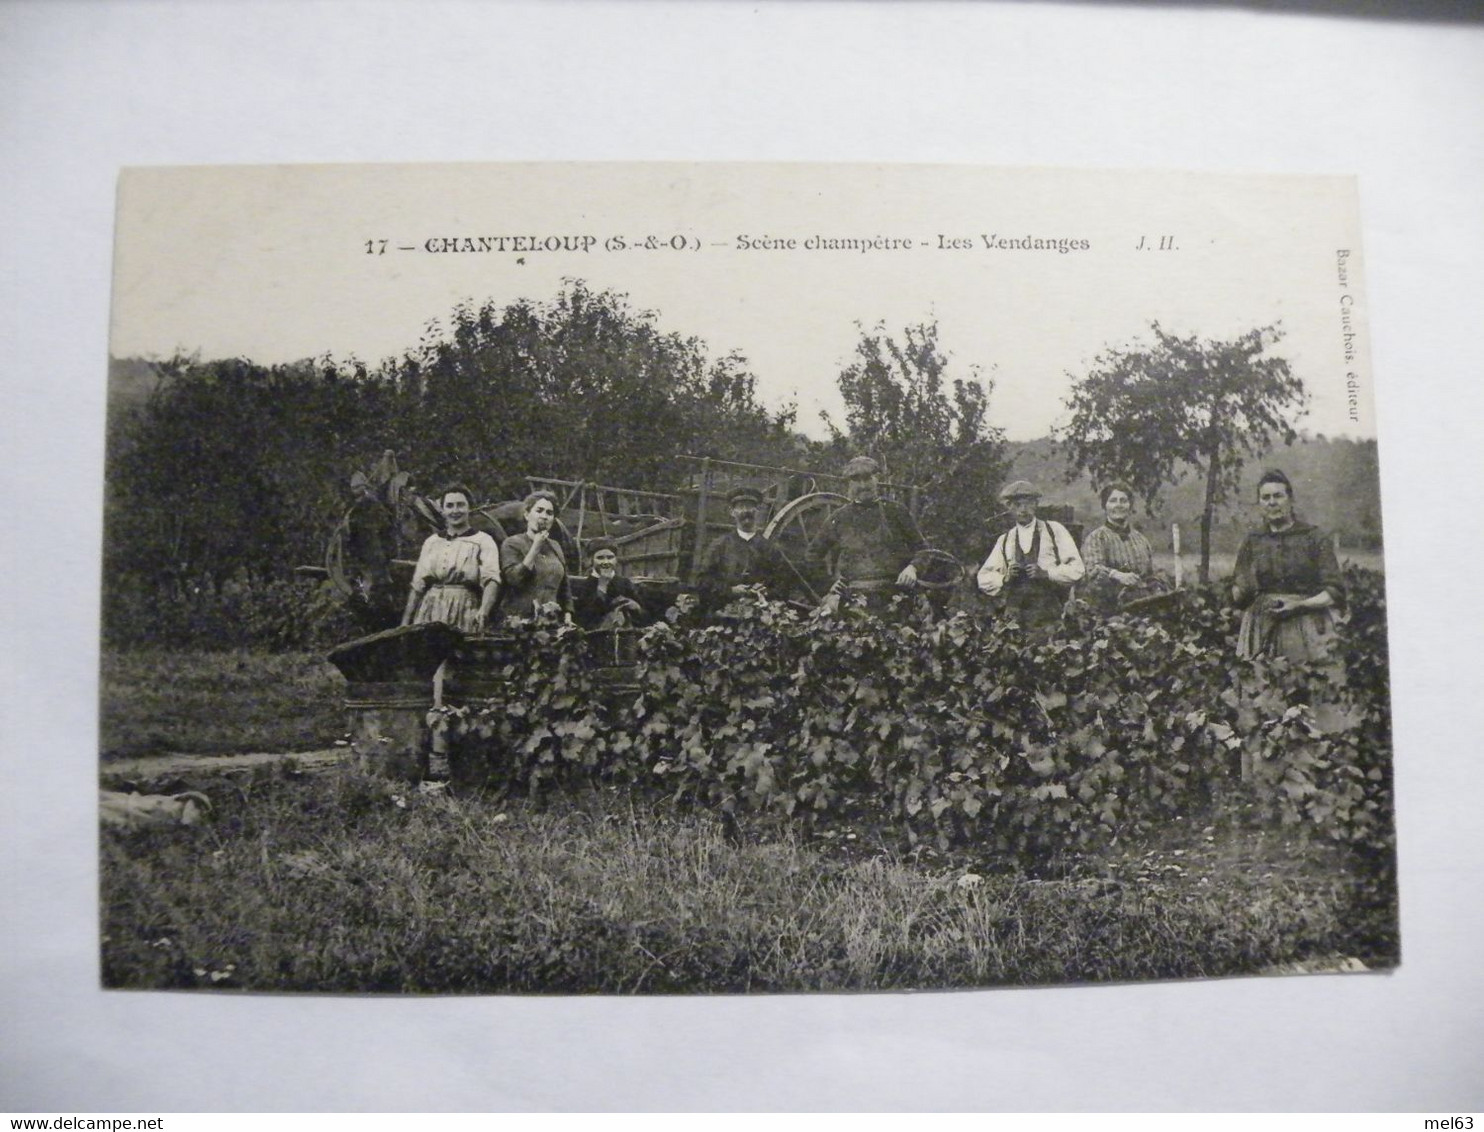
{"left": 585, "top": 627, "right": 644, "bottom": 695}
{"left": 327, "top": 623, "right": 462, "bottom": 781}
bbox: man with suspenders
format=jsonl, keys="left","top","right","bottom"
{"left": 976, "top": 480, "right": 1085, "bottom": 634}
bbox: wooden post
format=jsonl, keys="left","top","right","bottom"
{"left": 573, "top": 483, "right": 587, "bottom": 560}
{"left": 1172, "top": 523, "right": 1182, "bottom": 589}
{"left": 689, "top": 456, "right": 712, "bottom": 580}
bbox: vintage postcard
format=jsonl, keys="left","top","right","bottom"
{"left": 101, "top": 163, "right": 1393, "bottom": 993}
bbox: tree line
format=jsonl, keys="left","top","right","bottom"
{"left": 106, "top": 279, "right": 1345, "bottom": 636}
{"left": 106, "top": 281, "right": 1014, "bottom": 602}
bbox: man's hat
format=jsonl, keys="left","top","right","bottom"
{"left": 842, "top": 455, "right": 880, "bottom": 478}
{"left": 1000, "top": 479, "right": 1041, "bottom": 501}
{"left": 727, "top": 486, "right": 763, "bottom": 506}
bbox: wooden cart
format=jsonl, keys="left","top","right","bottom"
{"left": 313, "top": 452, "right": 928, "bottom": 620}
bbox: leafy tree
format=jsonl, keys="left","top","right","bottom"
{"left": 1056, "top": 323, "right": 1307, "bottom": 582}
{"left": 820, "top": 320, "right": 1009, "bottom": 561}
{"left": 383, "top": 280, "right": 796, "bottom": 496}
{"left": 106, "top": 355, "right": 393, "bottom": 591}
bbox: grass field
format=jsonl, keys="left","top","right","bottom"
{"left": 98, "top": 637, "right": 1397, "bottom": 993}
{"left": 100, "top": 649, "right": 345, "bottom": 758}
{"left": 100, "top": 763, "right": 1395, "bottom": 994}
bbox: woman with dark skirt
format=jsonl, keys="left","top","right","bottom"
{"left": 1232, "top": 470, "right": 1345, "bottom": 663}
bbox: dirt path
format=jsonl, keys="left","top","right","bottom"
{"left": 101, "top": 747, "right": 348, "bottom": 782}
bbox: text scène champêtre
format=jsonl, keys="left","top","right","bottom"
{"left": 736, "top": 234, "right": 1093, "bottom": 253}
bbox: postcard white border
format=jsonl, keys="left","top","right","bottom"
{"left": 4, "top": 0, "right": 1484, "bottom": 1113}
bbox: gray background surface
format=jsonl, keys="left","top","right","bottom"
{"left": 2, "top": 0, "right": 1481, "bottom": 1112}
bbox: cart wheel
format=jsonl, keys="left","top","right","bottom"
{"left": 912, "top": 547, "right": 965, "bottom": 592}
{"left": 325, "top": 513, "right": 354, "bottom": 599}
{"left": 764, "top": 491, "right": 849, "bottom": 597}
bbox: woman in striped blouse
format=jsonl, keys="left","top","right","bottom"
{"left": 1080, "top": 482, "right": 1162, "bottom": 615}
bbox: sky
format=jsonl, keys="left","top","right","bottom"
{"left": 110, "top": 163, "right": 1378, "bottom": 442}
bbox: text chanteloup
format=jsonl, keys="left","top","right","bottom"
{"left": 423, "top": 235, "right": 597, "bottom": 253}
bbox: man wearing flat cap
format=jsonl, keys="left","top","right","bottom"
{"left": 810, "top": 456, "right": 927, "bottom": 609}
{"left": 698, "top": 485, "right": 793, "bottom": 615}
{"left": 977, "top": 480, "right": 1084, "bottom": 632}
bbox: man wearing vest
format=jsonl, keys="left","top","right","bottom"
{"left": 976, "top": 480, "right": 1085, "bottom": 634}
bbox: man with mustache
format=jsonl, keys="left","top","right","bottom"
{"left": 810, "top": 456, "right": 926, "bottom": 613}
{"left": 698, "top": 486, "right": 793, "bottom": 616}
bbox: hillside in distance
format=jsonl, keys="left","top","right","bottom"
{"left": 106, "top": 357, "right": 1382, "bottom": 562}
{"left": 1000, "top": 435, "right": 1383, "bottom": 557}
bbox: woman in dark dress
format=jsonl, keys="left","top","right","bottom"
{"left": 1232, "top": 470, "right": 1345, "bottom": 662}
{"left": 570, "top": 538, "right": 646, "bottom": 629}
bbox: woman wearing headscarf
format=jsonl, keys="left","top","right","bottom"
{"left": 1232, "top": 470, "right": 1345, "bottom": 662}
{"left": 400, "top": 483, "right": 500, "bottom": 634}
{"left": 1081, "top": 482, "right": 1162, "bottom": 614}
{"left": 498, "top": 490, "right": 571, "bottom": 621}
{"left": 570, "top": 537, "right": 646, "bottom": 629}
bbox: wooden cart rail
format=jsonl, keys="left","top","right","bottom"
{"left": 315, "top": 452, "right": 935, "bottom": 629}
{"left": 675, "top": 455, "right": 922, "bottom": 581}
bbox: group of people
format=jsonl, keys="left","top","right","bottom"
{"left": 398, "top": 484, "right": 675, "bottom": 636}
{"left": 399, "top": 485, "right": 572, "bottom": 636}
{"left": 973, "top": 467, "right": 1347, "bottom": 664}
{"left": 808, "top": 457, "right": 1161, "bottom": 636}
{"left": 399, "top": 460, "right": 1347, "bottom": 667}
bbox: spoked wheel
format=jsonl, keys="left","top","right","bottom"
{"left": 911, "top": 547, "right": 965, "bottom": 592}
{"left": 763, "top": 491, "right": 849, "bottom": 601}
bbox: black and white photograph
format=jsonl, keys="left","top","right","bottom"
{"left": 99, "top": 162, "right": 1395, "bottom": 995}
{"left": 8, "top": 0, "right": 1484, "bottom": 1114}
